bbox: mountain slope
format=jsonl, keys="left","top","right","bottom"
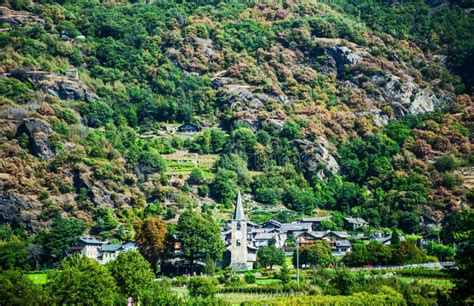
{"left": 0, "top": 0, "right": 472, "bottom": 238}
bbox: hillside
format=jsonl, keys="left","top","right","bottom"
{"left": 0, "top": 0, "right": 472, "bottom": 242}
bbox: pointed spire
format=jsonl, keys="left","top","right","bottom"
{"left": 233, "top": 190, "right": 245, "bottom": 220}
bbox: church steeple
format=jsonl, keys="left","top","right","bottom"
{"left": 233, "top": 191, "right": 245, "bottom": 221}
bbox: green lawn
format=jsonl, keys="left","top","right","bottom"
{"left": 255, "top": 278, "right": 281, "bottom": 285}
{"left": 26, "top": 273, "right": 48, "bottom": 285}
{"left": 397, "top": 277, "right": 454, "bottom": 289}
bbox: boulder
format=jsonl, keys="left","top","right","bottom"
{"left": 16, "top": 118, "right": 55, "bottom": 159}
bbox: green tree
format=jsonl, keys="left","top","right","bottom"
{"left": 0, "top": 240, "right": 27, "bottom": 270}
{"left": 257, "top": 245, "right": 285, "bottom": 269}
{"left": 40, "top": 216, "right": 86, "bottom": 261}
{"left": 296, "top": 241, "right": 334, "bottom": 268}
{"left": 189, "top": 168, "right": 205, "bottom": 185}
{"left": 390, "top": 241, "right": 426, "bottom": 265}
{"left": 48, "top": 256, "right": 117, "bottom": 305}
{"left": 391, "top": 228, "right": 401, "bottom": 245}
{"left": 0, "top": 270, "right": 47, "bottom": 305}
{"left": 210, "top": 169, "right": 237, "bottom": 205}
{"left": 204, "top": 253, "right": 216, "bottom": 276}
{"left": 176, "top": 210, "right": 224, "bottom": 271}
{"left": 108, "top": 250, "right": 155, "bottom": 301}
{"left": 92, "top": 207, "right": 119, "bottom": 237}
{"left": 82, "top": 100, "right": 113, "bottom": 127}
{"left": 451, "top": 244, "right": 474, "bottom": 303}
{"left": 278, "top": 263, "right": 291, "bottom": 284}
{"left": 330, "top": 268, "right": 354, "bottom": 295}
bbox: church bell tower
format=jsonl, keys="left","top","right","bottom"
{"left": 230, "top": 191, "right": 249, "bottom": 270}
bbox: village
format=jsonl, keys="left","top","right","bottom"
{"left": 69, "top": 192, "right": 432, "bottom": 274}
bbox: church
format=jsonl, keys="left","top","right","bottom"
{"left": 222, "top": 191, "right": 257, "bottom": 270}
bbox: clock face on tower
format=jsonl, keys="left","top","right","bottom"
{"left": 235, "top": 230, "right": 242, "bottom": 240}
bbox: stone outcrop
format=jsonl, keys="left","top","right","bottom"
{"left": 25, "top": 71, "right": 97, "bottom": 102}
{"left": 16, "top": 118, "right": 55, "bottom": 159}
{"left": 294, "top": 138, "right": 340, "bottom": 180}
{"left": 0, "top": 193, "right": 42, "bottom": 233}
{"left": 213, "top": 77, "right": 287, "bottom": 129}
{"left": 328, "top": 46, "right": 362, "bottom": 74}
{"left": 367, "top": 73, "right": 452, "bottom": 116}
{"left": 0, "top": 6, "right": 44, "bottom": 26}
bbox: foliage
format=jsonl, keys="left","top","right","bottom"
{"left": 241, "top": 286, "right": 406, "bottom": 305}
{"left": 277, "top": 263, "right": 291, "bottom": 285}
{"left": 257, "top": 245, "right": 285, "bottom": 269}
{"left": 294, "top": 241, "right": 334, "bottom": 268}
{"left": 244, "top": 272, "right": 256, "bottom": 284}
{"left": 48, "top": 256, "right": 117, "bottom": 305}
{"left": 0, "top": 240, "right": 28, "bottom": 270}
{"left": 108, "top": 250, "right": 155, "bottom": 301}
{"left": 188, "top": 277, "right": 218, "bottom": 298}
{"left": 0, "top": 270, "right": 47, "bottom": 305}
{"left": 451, "top": 243, "right": 474, "bottom": 304}
{"left": 176, "top": 210, "right": 224, "bottom": 270}
{"left": 40, "top": 216, "right": 86, "bottom": 261}
{"left": 134, "top": 217, "right": 167, "bottom": 270}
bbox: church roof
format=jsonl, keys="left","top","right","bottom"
{"left": 233, "top": 191, "right": 245, "bottom": 220}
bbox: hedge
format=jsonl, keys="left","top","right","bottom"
{"left": 241, "top": 286, "right": 406, "bottom": 305}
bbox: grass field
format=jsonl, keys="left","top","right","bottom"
{"left": 26, "top": 273, "right": 48, "bottom": 285}
{"left": 397, "top": 277, "right": 454, "bottom": 289}
{"left": 255, "top": 278, "right": 282, "bottom": 285}
{"left": 216, "top": 292, "right": 291, "bottom": 305}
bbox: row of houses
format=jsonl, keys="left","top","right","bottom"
{"left": 222, "top": 193, "right": 370, "bottom": 270}
{"left": 70, "top": 238, "right": 137, "bottom": 264}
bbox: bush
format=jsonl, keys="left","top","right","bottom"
{"left": 435, "top": 155, "right": 460, "bottom": 172}
{"left": 244, "top": 273, "right": 256, "bottom": 284}
{"left": 188, "top": 277, "right": 217, "bottom": 298}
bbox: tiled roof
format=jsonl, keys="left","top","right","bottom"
{"left": 254, "top": 233, "right": 277, "bottom": 240}
{"left": 344, "top": 217, "right": 368, "bottom": 224}
{"left": 302, "top": 217, "right": 332, "bottom": 222}
{"left": 280, "top": 222, "right": 312, "bottom": 232}
{"left": 101, "top": 244, "right": 123, "bottom": 252}
{"left": 80, "top": 237, "right": 105, "bottom": 245}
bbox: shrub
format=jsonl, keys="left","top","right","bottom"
{"left": 188, "top": 277, "right": 217, "bottom": 298}
{"left": 244, "top": 273, "right": 256, "bottom": 284}
{"left": 435, "top": 155, "right": 460, "bottom": 172}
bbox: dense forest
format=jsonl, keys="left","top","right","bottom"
{"left": 0, "top": 0, "right": 473, "bottom": 303}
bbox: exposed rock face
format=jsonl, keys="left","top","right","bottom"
{"left": 25, "top": 71, "right": 97, "bottom": 102}
{"left": 0, "top": 193, "right": 42, "bottom": 233}
{"left": 16, "top": 118, "right": 55, "bottom": 159}
{"left": 213, "top": 77, "right": 287, "bottom": 129}
{"left": 0, "top": 6, "right": 44, "bottom": 26}
{"left": 367, "top": 73, "right": 452, "bottom": 116}
{"left": 294, "top": 138, "right": 340, "bottom": 180}
{"left": 328, "top": 46, "right": 362, "bottom": 73}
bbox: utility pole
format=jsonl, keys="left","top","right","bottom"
{"left": 296, "top": 239, "right": 300, "bottom": 286}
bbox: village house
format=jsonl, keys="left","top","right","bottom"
{"left": 70, "top": 237, "right": 105, "bottom": 260}
{"left": 295, "top": 231, "right": 352, "bottom": 257}
{"left": 343, "top": 217, "right": 369, "bottom": 230}
{"left": 71, "top": 238, "right": 137, "bottom": 264}
{"left": 177, "top": 123, "right": 202, "bottom": 133}
{"left": 301, "top": 216, "right": 332, "bottom": 230}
